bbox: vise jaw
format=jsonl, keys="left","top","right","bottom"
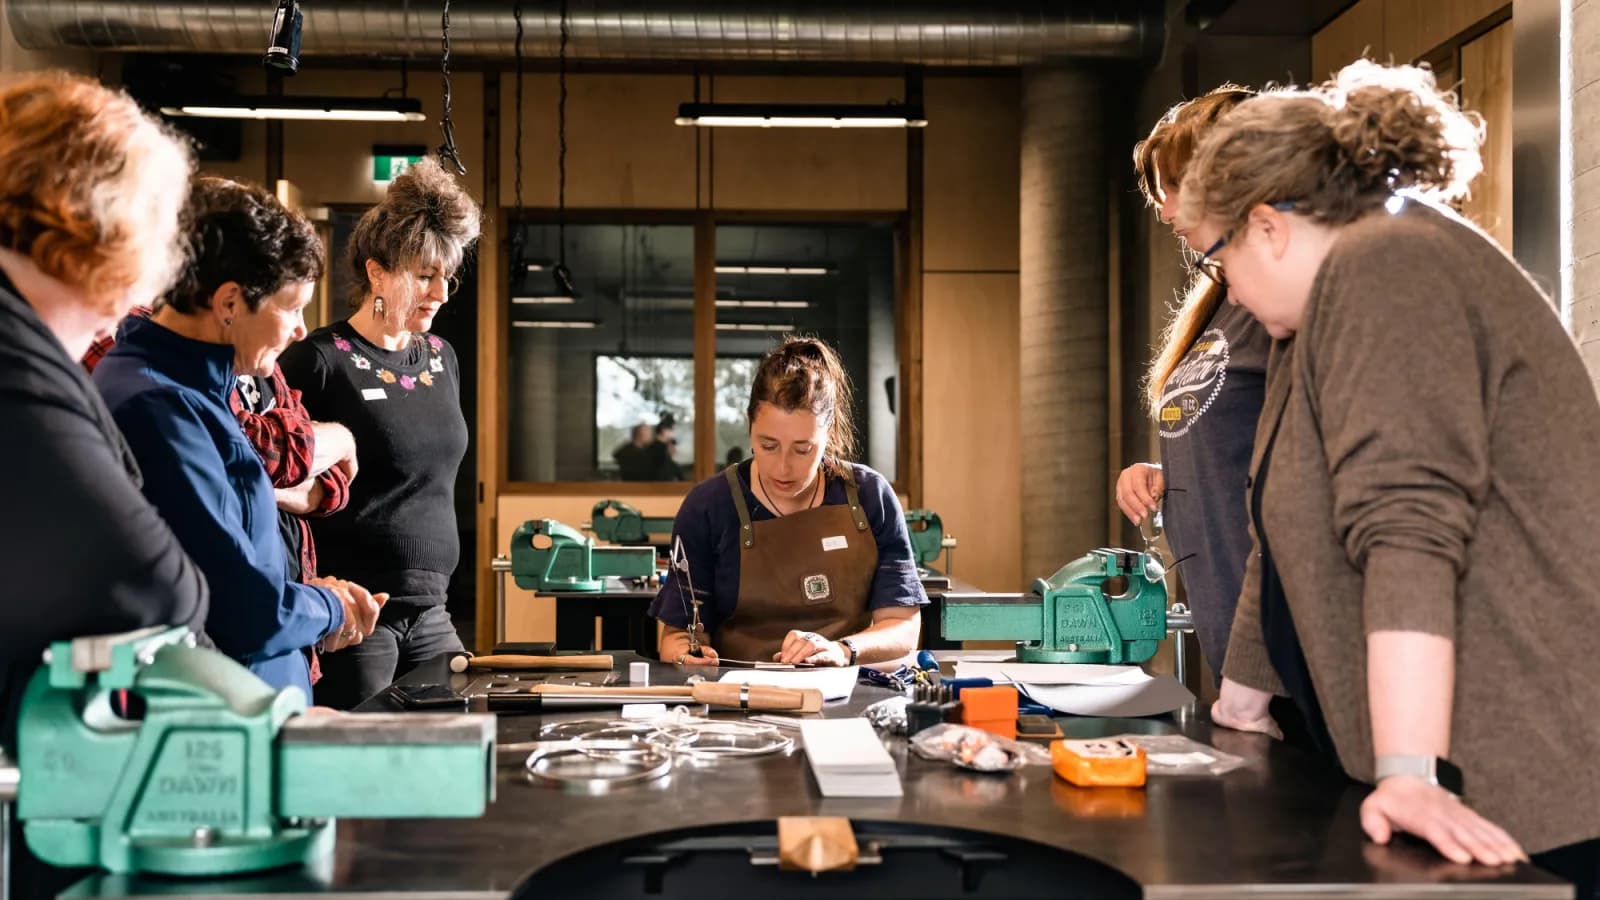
{"left": 15, "top": 627, "right": 494, "bottom": 877}
{"left": 511, "top": 518, "right": 656, "bottom": 592}
{"left": 939, "top": 549, "right": 1169, "bottom": 664}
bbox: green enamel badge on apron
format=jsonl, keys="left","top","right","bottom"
{"left": 803, "top": 574, "right": 831, "bottom": 602}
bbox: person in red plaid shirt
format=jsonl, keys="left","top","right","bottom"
{"left": 86, "top": 308, "right": 357, "bottom": 585}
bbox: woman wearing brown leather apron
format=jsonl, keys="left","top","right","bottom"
{"left": 647, "top": 337, "right": 928, "bottom": 666}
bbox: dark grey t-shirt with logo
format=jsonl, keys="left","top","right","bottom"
{"left": 1156, "top": 300, "right": 1271, "bottom": 684}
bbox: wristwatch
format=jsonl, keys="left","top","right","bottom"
{"left": 839, "top": 638, "right": 859, "bottom": 665}
{"left": 1375, "top": 755, "right": 1464, "bottom": 796}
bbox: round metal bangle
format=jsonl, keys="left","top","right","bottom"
{"left": 670, "top": 720, "right": 793, "bottom": 761}
{"left": 524, "top": 739, "right": 672, "bottom": 792}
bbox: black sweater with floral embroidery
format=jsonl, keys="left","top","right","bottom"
{"left": 278, "top": 322, "right": 467, "bottom": 605}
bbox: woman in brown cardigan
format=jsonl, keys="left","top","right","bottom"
{"left": 1175, "top": 60, "right": 1600, "bottom": 894}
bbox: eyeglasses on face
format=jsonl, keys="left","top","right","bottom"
{"left": 1188, "top": 200, "right": 1297, "bottom": 290}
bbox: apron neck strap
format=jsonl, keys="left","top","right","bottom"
{"left": 725, "top": 463, "right": 872, "bottom": 550}
{"left": 839, "top": 466, "right": 869, "bottom": 533}
{"left": 724, "top": 464, "right": 757, "bottom": 550}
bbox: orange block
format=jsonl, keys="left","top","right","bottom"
{"left": 959, "top": 686, "right": 1018, "bottom": 724}
{"left": 1050, "top": 738, "right": 1147, "bottom": 788}
{"left": 967, "top": 719, "right": 1017, "bottom": 740}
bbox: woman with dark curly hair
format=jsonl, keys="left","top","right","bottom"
{"left": 280, "top": 157, "right": 482, "bottom": 709}
{"left": 95, "top": 176, "right": 383, "bottom": 698}
{"left": 1182, "top": 60, "right": 1600, "bottom": 889}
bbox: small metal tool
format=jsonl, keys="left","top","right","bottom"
{"left": 1138, "top": 509, "right": 1167, "bottom": 584}
{"left": 671, "top": 535, "right": 705, "bottom": 656}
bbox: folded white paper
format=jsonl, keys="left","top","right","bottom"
{"left": 952, "top": 661, "right": 1151, "bottom": 686}
{"left": 799, "top": 717, "right": 902, "bottom": 797}
{"left": 1017, "top": 676, "right": 1194, "bottom": 718}
{"left": 719, "top": 665, "right": 859, "bottom": 701}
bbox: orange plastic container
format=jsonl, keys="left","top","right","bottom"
{"left": 967, "top": 719, "right": 1018, "bottom": 740}
{"left": 1050, "top": 738, "right": 1148, "bottom": 788}
{"left": 959, "top": 686, "right": 1018, "bottom": 723}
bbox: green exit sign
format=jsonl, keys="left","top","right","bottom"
{"left": 372, "top": 144, "right": 427, "bottom": 183}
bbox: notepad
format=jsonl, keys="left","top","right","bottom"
{"left": 799, "top": 718, "right": 902, "bottom": 797}
{"left": 718, "top": 665, "right": 859, "bottom": 701}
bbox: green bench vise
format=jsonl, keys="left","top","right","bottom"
{"left": 15, "top": 627, "right": 495, "bottom": 877}
{"left": 904, "top": 509, "right": 955, "bottom": 575}
{"left": 511, "top": 518, "right": 658, "bottom": 592}
{"left": 940, "top": 549, "right": 1174, "bottom": 664}
{"left": 588, "top": 499, "right": 674, "bottom": 545}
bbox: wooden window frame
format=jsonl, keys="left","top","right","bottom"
{"left": 495, "top": 207, "right": 918, "bottom": 498}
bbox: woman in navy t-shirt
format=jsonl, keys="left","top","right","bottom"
{"left": 648, "top": 337, "right": 928, "bottom": 667}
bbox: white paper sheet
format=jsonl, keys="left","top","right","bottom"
{"left": 718, "top": 665, "right": 859, "bottom": 701}
{"left": 799, "top": 717, "right": 902, "bottom": 797}
{"left": 952, "top": 661, "right": 1152, "bottom": 686}
{"left": 1016, "top": 676, "right": 1194, "bottom": 718}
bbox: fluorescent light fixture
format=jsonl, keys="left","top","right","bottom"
{"left": 161, "top": 95, "right": 426, "bottom": 122}
{"left": 677, "top": 102, "right": 926, "bottom": 129}
{"left": 715, "top": 265, "right": 832, "bottom": 276}
{"left": 511, "top": 296, "right": 577, "bottom": 305}
{"left": 716, "top": 322, "right": 796, "bottom": 333}
{"left": 715, "top": 299, "right": 810, "bottom": 309}
{"left": 513, "top": 320, "right": 597, "bottom": 329}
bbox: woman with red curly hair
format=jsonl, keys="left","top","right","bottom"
{"left": 0, "top": 71, "right": 207, "bottom": 898}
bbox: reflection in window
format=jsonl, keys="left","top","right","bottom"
{"left": 596, "top": 355, "right": 689, "bottom": 481}
{"left": 507, "top": 222, "right": 694, "bottom": 482}
{"left": 715, "top": 223, "right": 898, "bottom": 480}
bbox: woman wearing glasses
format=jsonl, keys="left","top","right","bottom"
{"left": 1117, "top": 85, "right": 1269, "bottom": 689}
{"left": 280, "top": 158, "right": 482, "bottom": 708}
{"left": 1180, "top": 61, "right": 1600, "bottom": 889}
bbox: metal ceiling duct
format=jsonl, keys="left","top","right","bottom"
{"left": 6, "top": 1, "right": 1163, "bottom": 65}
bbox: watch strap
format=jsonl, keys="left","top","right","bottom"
{"left": 1375, "top": 755, "right": 1463, "bottom": 796}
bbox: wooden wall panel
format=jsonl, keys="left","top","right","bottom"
{"left": 923, "top": 76, "right": 1021, "bottom": 272}
{"left": 709, "top": 75, "right": 907, "bottom": 211}
{"left": 499, "top": 73, "right": 697, "bottom": 209}
{"left": 1312, "top": 0, "right": 1386, "bottom": 79}
{"left": 921, "top": 273, "right": 1022, "bottom": 594}
{"left": 1461, "top": 20, "right": 1515, "bottom": 251}
{"left": 1314, "top": 0, "right": 1509, "bottom": 79}
{"left": 1385, "top": 0, "right": 1509, "bottom": 63}
{"left": 280, "top": 70, "right": 486, "bottom": 206}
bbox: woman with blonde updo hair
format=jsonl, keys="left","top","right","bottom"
{"left": 1181, "top": 60, "right": 1600, "bottom": 889}
{"left": 0, "top": 70, "right": 207, "bottom": 898}
{"left": 279, "top": 157, "right": 482, "bottom": 708}
{"left": 648, "top": 336, "right": 928, "bottom": 668}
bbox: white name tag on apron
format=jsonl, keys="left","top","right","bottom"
{"left": 821, "top": 535, "right": 849, "bottom": 552}
{"left": 361, "top": 388, "right": 388, "bottom": 401}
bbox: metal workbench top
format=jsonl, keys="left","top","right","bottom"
{"left": 61, "top": 653, "right": 1568, "bottom": 899}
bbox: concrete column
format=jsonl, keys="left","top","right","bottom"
{"left": 509, "top": 330, "right": 558, "bottom": 482}
{"left": 1572, "top": 0, "right": 1600, "bottom": 386}
{"left": 1020, "top": 67, "right": 1108, "bottom": 579}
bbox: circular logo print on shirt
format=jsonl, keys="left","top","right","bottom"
{"left": 1158, "top": 327, "right": 1230, "bottom": 439}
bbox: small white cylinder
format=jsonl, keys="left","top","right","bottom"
{"left": 629, "top": 661, "right": 650, "bottom": 686}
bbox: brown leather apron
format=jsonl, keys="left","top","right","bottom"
{"left": 714, "top": 464, "right": 878, "bottom": 662}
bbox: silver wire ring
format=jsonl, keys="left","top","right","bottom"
{"left": 524, "top": 739, "right": 672, "bottom": 792}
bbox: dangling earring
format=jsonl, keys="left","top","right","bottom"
{"left": 373, "top": 296, "right": 386, "bottom": 318}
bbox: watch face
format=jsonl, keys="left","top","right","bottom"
{"left": 1436, "top": 757, "right": 1464, "bottom": 796}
